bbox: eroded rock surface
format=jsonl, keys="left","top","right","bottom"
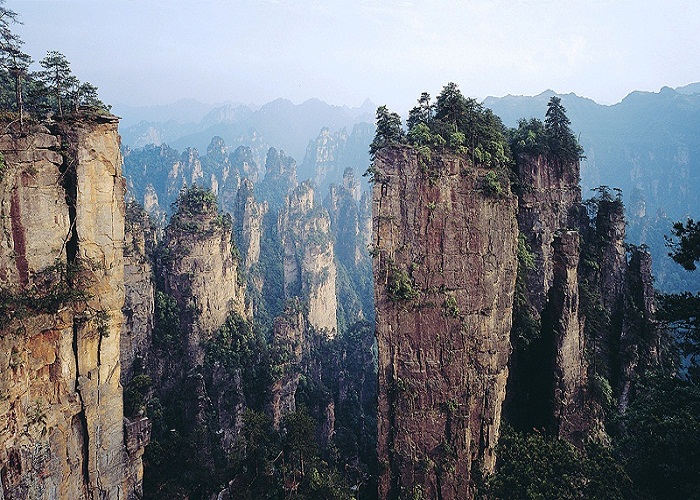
{"left": 372, "top": 147, "right": 518, "bottom": 499}
{"left": 0, "top": 118, "right": 146, "bottom": 499}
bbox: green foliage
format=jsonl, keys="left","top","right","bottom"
{"left": 169, "top": 184, "right": 230, "bottom": 234}
{"left": 0, "top": 258, "right": 97, "bottom": 329}
{"left": 480, "top": 170, "right": 505, "bottom": 197}
{"left": 590, "top": 374, "right": 614, "bottom": 411}
{"left": 387, "top": 264, "right": 419, "bottom": 302}
{"left": 483, "top": 427, "right": 633, "bottom": 500}
{"left": 123, "top": 374, "right": 152, "bottom": 417}
{"left": 152, "top": 290, "right": 180, "bottom": 347}
{"left": 370, "top": 105, "right": 404, "bottom": 159}
{"left": 443, "top": 292, "right": 459, "bottom": 317}
{"left": 544, "top": 96, "right": 584, "bottom": 164}
{"left": 658, "top": 291, "right": 700, "bottom": 382}
{"left": 373, "top": 83, "right": 511, "bottom": 171}
{"left": 510, "top": 117, "right": 548, "bottom": 157}
{"left": 0, "top": 151, "right": 6, "bottom": 182}
{"left": 204, "top": 311, "right": 272, "bottom": 408}
{"left": 430, "top": 82, "right": 511, "bottom": 166}
{"left": 508, "top": 99, "right": 584, "bottom": 167}
{"left": 665, "top": 218, "right": 700, "bottom": 271}
{"left": 615, "top": 376, "right": 700, "bottom": 499}
{"left": 512, "top": 235, "right": 541, "bottom": 347}
{"left": 247, "top": 209, "right": 285, "bottom": 332}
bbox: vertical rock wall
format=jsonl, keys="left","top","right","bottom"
{"left": 161, "top": 205, "right": 249, "bottom": 366}
{"left": 548, "top": 231, "right": 588, "bottom": 445}
{"left": 373, "top": 147, "right": 518, "bottom": 499}
{"left": 0, "top": 118, "right": 144, "bottom": 499}
{"left": 516, "top": 155, "right": 581, "bottom": 314}
{"left": 279, "top": 182, "right": 337, "bottom": 337}
{"left": 508, "top": 153, "right": 590, "bottom": 439}
{"left": 121, "top": 204, "right": 156, "bottom": 384}
{"left": 618, "top": 248, "right": 658, "bottom": 411}
{"left": 234, "top": 178, "right": 267, "bottom": 272}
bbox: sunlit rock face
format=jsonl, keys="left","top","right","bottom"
{"left": 0, "top": 118, "right": 146, "bottom": 499}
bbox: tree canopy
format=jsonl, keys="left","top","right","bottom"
{"left": 368, "top": 82, "right": 511, "bottom": 169}
{"left": 0, "top": 3, "right": 109, "bottom": 124}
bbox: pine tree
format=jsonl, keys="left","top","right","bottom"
{"left": 39, "top": 51, "right": 72, "bottom": 118}
{"left": 369, "top": 105, "right": 403, "bottom": 158}
{"left": 544, "top": 96, "right": 583, "bottom": 163}
{"left": 0, "top": 1, "right": 31, "bottom": 131}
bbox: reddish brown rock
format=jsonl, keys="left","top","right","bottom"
{"left": 372, "top": 147, "right": 518, "bottom": 499}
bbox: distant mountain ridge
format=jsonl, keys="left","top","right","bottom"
{"left": 117, "top": 97, "right": 377, "bottom": 162}
{"left": 485, "top": 83, "right": 700, "bottom": 292}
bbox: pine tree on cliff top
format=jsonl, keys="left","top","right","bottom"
{"left": 0, "top": 1, "right": 31, "bottom": 131}
{"left": 545, "top": 96, "right": 584, "bottom": 164}
{"left": 369, "top": 105, "right": 403, "bottom": 159}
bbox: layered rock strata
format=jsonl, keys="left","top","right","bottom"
{"left": 373, "top": 147, "right": 518, "bottom": 499}
{"left": 0, "top": 118, "right": 146, "bottom": 499}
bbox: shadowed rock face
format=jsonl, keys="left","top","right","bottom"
{"left": 516, "top": 154, "right": 582, "bottom": 316}
{"left": 0, "top": 118, "right": 146, "bottom": 499}
{"left": 372, "top": 147, "right": 518, "bottom": 499}
{"left": 548, "top": 231, "right": 588, "bottom": 445}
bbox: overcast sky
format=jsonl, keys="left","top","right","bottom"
{"left": 10, "top": 0, "right": 700, "bottom": 112}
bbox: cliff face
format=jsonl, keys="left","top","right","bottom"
{"left": 160, "top": 198, "right": 249, "bottom": 366}
{"left": 121, "top": 203, "right": 156, "bottom": 384}
{"left": 0, "top": 119, "right": 146, "bottom": 499}
{"left": 279, "top": 182, "right": 337, "bottom": 337}
{"left": 506, "top": 153, "right": 592, "bottom": 438}
{"left": 548, "top": 231, "right": 588, "bottom": 445}
{"left": 372, "top": 147, "right": 518, "bottom": 499}
{"left": 517, "top": 155, "right": 581, "bottom": 314}
{"left": 269, "top": 302, "right": 307, "bottom": 428}
{"left": 234, "top": 177, "right": 267, "bottom": 272}
{"left": 618, "top": 247, "right": 658, "bottom": 411}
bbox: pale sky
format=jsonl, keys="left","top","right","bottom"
{"left": 10, "top": 0, "right": 700, "bottom": 112}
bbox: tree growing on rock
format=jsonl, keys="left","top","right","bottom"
{"left": 39, "top": 50, "right": 72, "bottom": 118}
{"left": 545, "top": 96, "right": 584, "bottom": 164}
{"left": 369, "top": 105, "right": 403, "bottom": 159}
{"left": 0, "top": 1, "right": 31, "bottom": 130}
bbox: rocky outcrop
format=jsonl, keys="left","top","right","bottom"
{"left": 301, "top": 127, "right": 348, "bottom": 188}
{"left": 618, "top": 247, "right": 658, "bottom": 411}
{"left": 279, "top": 182, "right": 337, "bottom": 337}
{"left": 507, "top": 153, "right": 590, "bottom": 440}
{"left": 234, "top": 178, "right": 267, "bottom": 272}
{"left": 0, "top": 118, "right": 145, "bottom": 499}
{"left": 596, "top": 196, "right": 627, "bottom": 316}
{"left": 269, "top": 302, "right": 306, "bottom": 428}
{"left": 516, "top": 154, "right": 581, "bottom": 314}
{"left": 373, "top": 147, "right": 518, "bottom": 499}
{"left": 160, "top": 191, "right": 249, "bottom": 366}
{"left": 326, "top": 169, "right": 364, "bottom": 267}
{"left": 548, "top": 231, "right": 588, "bottom": 445}
{"left": 121, "top": 203, "right": 156, "bottom": 383}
